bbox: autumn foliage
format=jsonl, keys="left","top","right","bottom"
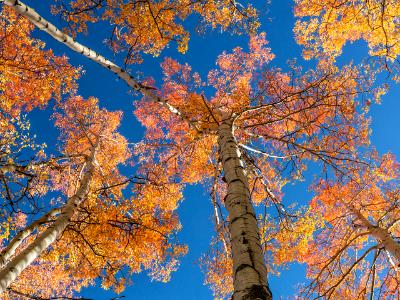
{"left": 0, "top": 5, "right": 186, "bottom": 297}
{"left": 2, "top": 0, "right": 400, "bottom": 299}
{"left": 133, "top": 33, "right": 382, "bottom": 298}
{"left": 0, "top": 7, "right": 78, "bottom": 116}
{"left": 54, "top": 0, "right": 259, "bottom": 63}
{"left": 1, "top": 95, "right": 186, "bottom": 298}
{"left": 294, "top": 0, "right": 400, "bottom": 71}
{"left": 285, "top": 153, "right": 400, "bottom": 299}
{"left": 0, "top": 5, "right": 79, "bottom": 218}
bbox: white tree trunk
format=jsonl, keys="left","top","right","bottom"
{"left": 4, "top": 0, "right": 199, "bottom": 132}
{"left": 0, "top": 208, "right": 61, "bottom": 267}
{"left": 350, "top": 205, "right": 400, "bottom": 263}
{"left": 0, "top": 143, "right": 98, "bottom": 293}
{"left": 218, "top": 117, "right": 272, "bottom": 300}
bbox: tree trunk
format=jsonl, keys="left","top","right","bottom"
{"left": 0, "top": 208, "right": 61, "bottom": 268}
{"left": 218, "top": 117, "right": 272, "bottom": 300}
{"left": 350, "top": 205, "right": 400, "bottom": 263}
{"left": 0, "top": 143, "right": 98, "bottom": 293}
{"left": 4, "top": 0, "right": 200, "bottom": 132}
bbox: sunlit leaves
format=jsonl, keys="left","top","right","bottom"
{"left": 130, "top": 32, "right": 382, "bottom": 298}
{"left": 1, "top": 95, "right": 186, "bottom": 298}
{"left": 294, "top": 0, "right": 400, "bottom": 69}
{"left": 286, "top": 153, "right": 400, "bottom": 298}
{"left": 0, "top": 7, "right": 79, "bottom": 116}
{"left": 54, "top": 0, "right": 259, "bottom": 63}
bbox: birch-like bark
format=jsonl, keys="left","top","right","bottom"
{"left": 218, "top": 116, "right": 272, "bottom": 300}
{"left": 0, "top": 208, "right": 61, "bottom": 268}
{"left": 0, "top": 155, "right": 84, "bottom": 175}
{"left": 3, "top": 0, "right": 200, "bottom": 133}
{"left": 0, "top": 142, "right": 99, "bottom": 293}
{"left": 350, "top": 205, "right": 400, "bottom": 263}
{"left": 5, "top": 0, "right": 272, "bottom": 296}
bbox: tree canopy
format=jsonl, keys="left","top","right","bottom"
{"left": 1, "top": 0, "right": 400, "bottom": 299}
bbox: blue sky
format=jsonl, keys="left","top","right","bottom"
{"left": 22, "top": 0, "right": 400, "bottom": 299}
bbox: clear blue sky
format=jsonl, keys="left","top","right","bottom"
{"left": 24, "top": 0, "right": 400, "bottom": 299}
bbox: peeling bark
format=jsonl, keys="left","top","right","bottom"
{"left": 218, "top": 117, "right": 272, "bottom": 300}
{"left": 0, "top": 142, "right": 99, "bottom": 292}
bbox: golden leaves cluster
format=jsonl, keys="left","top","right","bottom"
{"left": 284, "top": 153, "right": 400, "bottom": 298}
{"left": 0, "top": 7, "right": 79, "bottom": 117}
{"left": 294, "top": 0, "right": 400, "bottom": 63}
{"left": 0, "top": 6, "right": 187, "bottom": 295}
{"left": 54, "top": 0, "right": 259, "bottom": 63}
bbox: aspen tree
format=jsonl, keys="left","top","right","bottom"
{"left": 4, "top": 1, "right": 383, "bottom": 299}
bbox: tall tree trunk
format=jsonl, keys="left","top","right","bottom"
{"left": 4, "top": 0, "right": 200, "bottom": 132}
{"left": 0, "top": 208, "right": 61, "bottom": 268}
{"left": 350, "top": 205, "right": 400, "bottom": 263}
{"left": 218, "top": 116, "right": 272, "bottom": 300}
{"left": 0, "top": 143, "right": 99, "bottom": 293}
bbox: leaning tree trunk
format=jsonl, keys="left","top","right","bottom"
{"left": 0, "top": 208, "right": 61, "bottom": 268}
{"left": 3, "top": 0, "right": 200, "bottom": 132}
{"left": 218, "top": 116, "right": 272, "bottom": 300}
{"left": 0, "top": 142, "right": 98, "bottom": 293}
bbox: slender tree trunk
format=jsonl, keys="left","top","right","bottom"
{"left": 0, "top": 143, "right": 98, "bottom": 293}
{"left": 218, "top": 116, "right": 272, "bottom": 300}
{"left": 350, "top": 205, "right": 400, "bottom": 263}
{"left": 4, "top": 0, "right": 200, "bottom": 132}
{"left": 0, "top": 208, "right": 61, "bottom": 267}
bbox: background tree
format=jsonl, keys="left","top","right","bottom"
{"left": 0, "top": 5, "right": 80, "bottom": 219}
{"left": 53, "top": 0, "right": 259, "bottom": 64}
{"left": 294, "top": 0, "right": 400, "bottom": 74}
{"left": 0, "top": 96, "right": 186, "bottom": 298}
{"left": 272, "top": 153, "right": 400, "bottom": 299}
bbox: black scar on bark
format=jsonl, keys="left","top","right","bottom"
{"left": 241, "top": 285, "right": 272, "bottom": 300}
